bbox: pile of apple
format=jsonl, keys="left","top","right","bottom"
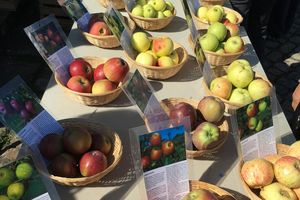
{"left": 209, "top": 59, "right": 271, "bottom": 106}
{"left": 199, "top": 21, "right": 243, "bottom": 54}
{"left": 88, "top": 15, "right": 111, "bottom": 36}
{"left": 38, "top": 126, "right": 112, "bottom": 178}
{"left": 241, "top": 141, "right": 300, "bottom": 200}
{"left": 166, "top": 96, "right": 226, "bottom": 151}
{"left": 131, "top": 32, "right": 179, "bottom": 67}
{"left": 131, "top": 0, "right": 174, "bottom": 18}
{"left": 66, "top": 57, "right": 129, "bottom": 94}
{"left": 197, "top": 5, "right": 239, "bottom": 24}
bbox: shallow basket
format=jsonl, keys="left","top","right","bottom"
{"left": 98, "top": 0, "right": 125, "bottom": 9}
{"left": 199, "top": 0, "right": 225, "bottom": 6}
{"left": 125, "top": 6, "right": 176, "bottom": 30}
{"left": 81, "top": 14, "right": 136, "bottom": 49}
{"left": 188, "top": 180, "right": 236, "bottom": 199}
{"left": 55, "top": 57, "right": 123, "bottom": 106}
{"left": 124, "top": 42, "right": 188, "bottom": 80}
{"left": 48, "top": 118, "right": 123, "bottom": 186}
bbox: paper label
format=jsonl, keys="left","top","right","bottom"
{"left": 60, "top": 0, "right": 88, "bottom": 21}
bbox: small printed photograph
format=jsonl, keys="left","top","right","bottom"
{"left": 63, "top": 0, "right": 87, "bottom": 21}
{"left": 0, "top": 156, "right": 49, "bottom": 200}
{"left": 139, "top": 126, "right": 186, "bottom": 173}
{"left": 33, "top": 22, "right": 66, "bottom": 57}
{"left": 104, "top": 8, "right": 125, "bottom": 40}
{"left": 237, "top": 96, "right": 273, "bottom": 140}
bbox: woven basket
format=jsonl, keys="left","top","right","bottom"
{"left": 202, "top": 72, "right": 272, "bottom": 110}
{"left": 55, "top": 57, "right": 123, "bottom": 106}
{"left": 193, "top": 7, "right": 243, "bottom": 30}
{"left": 199, "top": 0, "right": 225, "bottom": 6}
{"left": 125, "top": 6, "right": 176, "bottom": 30}
{"left": 98, "top": 0, "right": 125, "bottom": 9}
{"left": 124, "top": 42, "right": 188, "bottom": 80}
{"left": 188, "top": 180, "right": 236, "bottom": 199}
{"left": 48, "top": 118, "right": 123, "bottom": 186}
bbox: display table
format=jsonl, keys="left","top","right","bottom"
{"left": 40, "top": 0, "right": 295, "bottom": 199}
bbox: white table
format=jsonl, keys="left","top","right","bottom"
{"left": 41, "top": 1, "right": 295, "bottom": 199}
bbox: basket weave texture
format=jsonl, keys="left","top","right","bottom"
{"left": 98, "top": 0, "right": 125, "bottom": 9}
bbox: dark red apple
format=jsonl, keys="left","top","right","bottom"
{"left": 10, "top": 99, "right": 23, "bottom": 112}
{"left": 66, "top": 76, "right": 92, "bottom": 93}
{"left": 88, "top": 14, "right": 103, "bottom": 29}
{"left": 49, "top": 153, "right": 79, "bottom": 178}
{"left": 149, "top": 133, "right": 161, "bottom": 146}
{"left": 150, "top": 148, "right": 162, "bottom": 161}
{"left": 69, "top": 58, "right": 93, "bottom": 80}
{"left": 89, "top": 21, "right": 111, "bottom": 36}
{"left": 38, "top": 133, "right": 64, "bottom": 160}
{"left": 103, "top": 58, "right": 129, "bottom": 83}
{"left": 162, "top": 141, "right": 174, "bottom": 156}
{"left": 141, "top": 156, "right": 150, "bottom": 169}
{"left": 91, "top": 134, "right": 112, "bottom": 156}
{"left": 25, "top": 100, "right": 35, "bottom": 114}
{"left": 79, "top": 150, "right": 108, "bottom": 177}
{"left": 169, "top": 102, "right": 197, "bottom": 130}
{"left": 63, "top": 126, "right": 92, "bottom": 155}
{"left": 93, "top": 63, "right": 106, "bottom": 81}
{"left": 47, "top": 27, "right": 54, "bottom": 39}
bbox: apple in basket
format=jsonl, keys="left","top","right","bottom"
{"left": 66, "top": 76, "right": 92, "bottom": 93}
{"left": 224, "top": 20, "right": 239, "bottom": 37}
{"left": 248, "top": 79, "right": 271, "bottom": 101}
{"left": 227, "top": 59, "right": 254, "bottom": 88}
{"left": 210, "top": 77, "right": 232, "bottom": 100}
{"left": 91, "top": 134, "right": 112, "bottom": 156}
{"left": 93, "top": 64, "right": 105, "bottom": 81}
{"left": 197, "top": 96, "right": 225, "bottom": 123}
{"left": 92, "top": 80, "right": 117, "bottom": 94}
{"left": 103, "top": 57, "right": 129, "bottom": 83}
{"left": 224, "top": 36, "right": 244, "bottom": 53}
{"left": 131, "top": 32, "right": 151, "bottom": 53}
{"left": 152, "top": 37, "right": 174, "bottom": 57}
{"left": 69, "top": 58, "right": 93, "bottom": 80}
{"left": 192, "top": 122, "right": 220, "bottom": 150}
{"left": 183, "top": 188, "right": 218, "bottom": 200}
{"left": 89, "top": 21, "right": 111, "bottom": 36}
{"left": 169, "top": 102, "right": 197, "bottom": 130}
{"left": 288, "top": 141, "right": 300, "bottom": 159}
{"left": 260, "top": 182, "right": 298, "bottom": 200}
{"left": 38, "top": 133, "right": 64, "bottom": 160}
{"left": 206, "top": 5, "right": 223, "bottom": 23}
{"left": 49, "top": 153, "right": 79, "bottom": 178}
{"left": 79, "top": 150, "right": 108, "bottom": 177}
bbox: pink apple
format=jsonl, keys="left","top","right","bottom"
{"left": 151, "top": 37, "right": 174, "bottom": 57}
{"left": 103, "top": 58, "right": 129, "bottom": 83}
{"left": 69, "top": 58, "right": 93, "bottom": 80}
{"left": 224, "top": 20, "right": 239, "bottom": 37}
{"left": 79, "top": 150, "right": 108, "bottom": 177}
{"left": 93, "top": 63, "right": 106, "bottom": 81}
{"left": 210, "top": 77, "right": 232, "bottom": 100}
{"left": 89, "top": 21, "right": 111, "bottom": 36}
{"left": 66, "top": 76, "right": 92, "bottom": 93}
{"left": 92, "top": 80, "right": 117, "bottom": 94}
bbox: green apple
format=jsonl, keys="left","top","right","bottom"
{"left": 215, "top": 47, "right": 225, "bottom": 54}
{"left": 229, "top": 88, "right": 252, "bottom": 106}
{"left": 165, "top": 1, "right": 174, "bottom": 12}
{"left": 152, "top": 36, "right": 174, "bottom": 57}
{"left": 7, "top": 182, "right": 24, "bottom": 200}
{"left": 146, "top": 50, "right": 158, "bottom": 63}
{"left": 0, "top": 195, "right": 9, "bottom": 200}
{"left": 192, "top": 122, "right": 220, "bottom": 150}
{"left": 136, "top": 52, "right": 156, "bottom": 66}
{"left": 199, "top": 33, "right": 219, "bottom": 51}
{"left": 225, "top": 12, "right": 238, "bottom": 24}
{"left": 208, "top": 22, "right": 227, "bottom": 41}
{"left": 213, "top": 5, "right": 224, "bottom": 15}
{"left": 163, "top": 10, "right": 173, "bottom": 17}
{"left": 206, "top": 6, "right": 223, "bottom": 23}
{"left": 255, "top": 120, "right": 263, "bottom": 131}
{"left": 248, "top": 117, "right": 257, "bottom": 130}
{"left": 158, "top": 56, "right": 174, "bottom": 67}
{"left": 260, "top": 182, "right": 298, "bottom": 200}
{"left": 258, "top": 100, "right": 268, "bottom": 112}
{"left": 248, "top": 79, "right": 271, "bottom": 101}
{"left": 169, "top": 50, "right": 179, "bottom": 64}
{"left": 148, "top": 0, "right": 166, "bottom": 11}
{"left": 131, "top": 32, "right": 151, "bottom": 52}
{"left": 224, "top": 36, "right": 244, "bottom": 53}
{"left": 15, "top": 162, "right": 33, "bottom": 180}
{"left": 0, "top": 167, "right": 15, "bottom": 188}
{"left": 157, "top": 11, "right": 165, "bottom": 18}
{"left": 143, "top": 4, "right": 157, "bottom": 18}
{"left": 132, "top": 5, "right": 143, "bottom": 17}
{"left": 136, "top": 0, "right": 147, "bottom": 6}
{"left": 227, "top": 59, "right": 254, "bottom": 88}
{"left": 197, "top": 7, "right": 208, "bottom": 21}
{"left": 210, "top": 77, "right": 232, "bottom": 99}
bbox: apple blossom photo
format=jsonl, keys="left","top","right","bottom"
{"left": 236, "top": 96, "right": 273, "bottom": 140}
{"left": 139, "top": 125, "right": 186, "bottom": 172}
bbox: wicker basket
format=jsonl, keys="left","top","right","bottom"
{"left": 193, "top": 7, "right": 243, "bottom": 30}
{"left": 81, "top": 14, "right": 136, "bottom": 49}
{"left": 124, "top": 42, "right": 188, "bottom": 80}
{"left": 125, "top": 6, "right": 176, "bottom": 30}
{"left": 48, "top": 118, "right": 123, "bottom": 186}
{"left": 202, "top": 72, "right": 272, "bottom": 109}
{"left": 98, "top": 0, "right": 125, "bottom": 9}
{"left": 55, "top": 57, "right": 123, "bottom": 106}
{"left": 199, "top": 0, "right": 225, "bottom": 6}
{"left": 188, "top": 180, "right": 236, "bottom": 199}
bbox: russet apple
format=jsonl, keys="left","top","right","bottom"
{"left": 199, "top": 33, "right": 219, "bottom": 51}
{"left": 79, "top": 150, "right": 108, "bottom": 177}
{"left": 143, "top": 4, "right": 157, "bottom": 18}
{"left": 93, "top": 63, "right": 106, "bottom": 81}
{"left": 224, "top": 36, "right": 244, "bottom": 53}
{"left": 229, "top": 88, "right": 252, "bottom": 106}
{"left": 69, "top": 58, "right": 93, "bottom": 80}
{"left": 246, "top": 103, "right": 258, "bottom": 117}
{"left": 162, "top": 141, "right": 174, "bottom": 156}
{"left": 227, "top": 59, "right": 254, "bottom": 88}
{"left": 103, "top": 57, "right": 129, "bottom": 83}
{"left": 136, "top": 52, "right": 156, "bottom": 66}
{"left": 89, "top": 21, "right": 111, "bottom": 36}
{"left": 225, "top": 12, "right": 238, "bottom": 24}
{"left": 183, "top": 188, "right": 218, "bottom": 200}
{"left": 210, "top": 77, "right": 232, "bottom": 100}
{"left": 288, "top": 141, "right": 300, "bottom": 159}
{"left": 158, "top": 56, "right": 174, "bottom": 67}
{"left": 208, "top": 22, "right": 227, "bottom": 41}
{"left": 169, "top": 102, "right": 197, "bottom": 130}
{"left": 38, "top": 133, "right": 64, "bottom": 160}
{"left": 132, "top": 5, "right": 143, "bottom": 17}
{"left": 92, "top": 80, "right": 117, "bottom": 94}
{"left": 197, "top": 96, "right": 225, "bottom": 123}
{"left": 66, "top": 76, "right": 92, "bottom": 93}
{"left": 131, "top": 32, "right": 151, "bottom": 52}
{"left": 49, "top": 153, "right": 79, "bottom": 178}
{"left": 148, "top": 0, "right": 166, "bottom": 11}
{"left": 260, "top": 182, "right": 298, "bottom": 200}
{"left": 224, "top": 20, "right": 239, "bottom": 37}
{"left": 192, "top": 122, "right": 220, "bottom": 150}
{"left": 152, "top": 37, "right": 174, "bottom": 57}
{"left": 248, "top": 79, "right": 271, "bottom": 101}
{"left": 206, "top": 6, "right": 223, "bottom": 23}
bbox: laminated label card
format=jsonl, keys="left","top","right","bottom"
{"left": 236, "top": 96, "right": 277, "bottom": 161}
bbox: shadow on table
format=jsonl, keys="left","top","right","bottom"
{"left": 151, "top": 16, "right": 188, "bottom": 33}
{"left": 239, "top": 43, "right": 260, "bottom": 67}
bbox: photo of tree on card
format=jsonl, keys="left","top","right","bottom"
{"left": 237, "top": 96, "right": 273, "bottom": 140}
{"left": 104, "top": 8, "right": 125, "bottom": 40}
{"left": 139, "top": 126, "right": 186, "bottom": 173}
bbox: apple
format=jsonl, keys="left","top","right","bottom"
{"left": 248, "top": 79, "right": 271, "bottom": 101}
{"left": 165, "top": 1, "right": 174, "bottom": 12}
{"left": 258, "top": 100, "right": 268, "bottom": 112}
{"left": 163, "top": 10, "right": 173, "bottom": 17}
{"left": 169, "top": 102, "right": 197, "bottom": 130}
{"left": 157, "top": 11, "right": 165, "bottom": 18}
{"left": 10, "top": 99, "right": 23, "bottom": 112}
{"left": 247, "top": 117, "right": 257, "bottom": 130}
{"left": 80, "top": 150, "right": 108, "bottom": 177}
{"left": 69, "top": 58, "right": 93, "bottom": 80}
{"left": 0, "top": 167, "right": 15, "bottom": 188}
{"left": 197, "top": 7, "right": 208, "bottom": 22}
{"left": 210, "top": 77, "right": 232, "bottom": 100}
{"left": 214, "top": 5, "right": 224, "bottom": 15}
{"left": 142, "top": 156, "right": 150, "bottom": 169}
{"left": 152, "top": 37, "right": 174, "bottom": 57}
{"left": 131, "top": 32, "right": 151, "bottom": 52}
{"left": 206, "top": 6, "right": 223, "bottom": 23}
{"left": 20, "top": 108, "right": 31, "bottom": 121}
{"left": 143, "top": 4, "right": 157, "bottom": 18}
{"left": 183, "top": 189, "right": 218, "bottom": 200}
{"left": 225, "top": 12, "right": 238, "bottom": 24}
{"left": 103, "top": 57, "right": 129, "bottom": 83}
{"left": 146, "top": 50, "right": 158, "bottom": 63}
{"left": 197, "top": 96, "right": 225, "bottom": 123}
{"left": 150, "top": 148, "right": 162, "bottom": 161}
{"left": 150, "top": 133, "right": 161, "bottom": 146}
{"left": 246, "top": 103, "right": 257, "bottom": 117}
{"left": 260, "top": 182, "right": 298, "bottom": 200}
{"left": 93, "top": 63, "right": 106, "bottom": 81}
{"left": 162, "top": 141, "right": 174, "bottom": 156}
{"left": 89, "top": 21, "right": 111, "bottom": 36}
{"left": 158, "top": 56, "right": 174, "bottom": 67}
{"left": 15, "top": 162, "right": 33, "bottom": 180}
{"left": 264, "top": 154, "right": 283, "bottom": 164}
{"left": 227, "top": 59, "right": 254, "bottom": 88}
{"left": 63, "top": 126, "right": 92, "bottom": 155}
{"left": 0, "top": 195, "right": 9, "bottom": 200}
{"left": 169, "top": 50, "right": 179, "bottom": 64}
{"left": 224, "top": 36, "right": 244, "bottom": 53}
{"left": 148, "top": 0, "right": 166, "bottom": 11}
{"left": 241, "top": 158, "right": 274, "bottom": 188}
{"left": 208, "top": 22, "right": 227, "bottom": 42}
{"left": 136, "top": 52, "right": 156, "bottom": 66}
{"left": 199, "top": 33, "right": 219, "bottom": 51}
{"left": 7, "top": 182, "right": 24, "bottom": 200}
{"left": 66, "top": 76, "right": 92, "bottom": 93}
{"left": 92, "top": 80, "right": 117, "bottom": 94}
{"left": 255, "top": 120, "right": 263, "bottom": 131}
{"left": 288, "top": 141, "right": 300, "bottom": 159}
{"left": 132, "top": 5, "right": 143, "bottom": 17}
{"left": 39, "top": 133, "right": 64, "bottom": 160}
{"left": 215, "top": 46, "right": 225, "bottom": 54}
{"left": 192, "top": 122, "right": 220, "bottom": 150}
{"left": 136, "top": 0, "right": 147, "bottom": 6}
{"left": 274, "top": 156, "right": 300, "bottom": 188}
{"left": 49, "top": 153, "right": 79, "bottom": 178}
{"left": 91, "top": 134, "right": 112, "bottom": 156}
{"left": 229, "top": 88, "right": 252, "bottom": 105}
{"left": 224, "top": 20, "right": 239, "bottom": 37}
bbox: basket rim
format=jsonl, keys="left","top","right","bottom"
{"left": 125, "top": 5, "right": 176, "bottom": 21}
{"left": 204, "top": 45, "right": 246, "bottom": 57}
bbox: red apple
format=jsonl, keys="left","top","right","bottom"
{"left": 38, "top": 133, "right": 64, "bottom": 160}
{"left": 25, "top": 100, "right": 35, "bottom": 114}
{"left": 88, "top": 14, "right": 103, "bottom": 29}
{"left": 224, "top": 20, "right": 239, "bottom": 37}
{"left": 91, "top": 134, "right": 112, "bottom": 156}
{"left": 150, "top": 148, "right": 162, "bottom": 161}
{"left": 92, "top": 80, "right": 117, "bottom": 94}
{"left": 66, "top": 76, "right": 92, "bottom": 93}
{"left": 49, "top": 153, "right": 79, "bottom": 178}
{"left": 103, "top": 58, "right": 129, "bottom": 83}
{"left": 47, "top": 27, "right": 54, "bottom": 39}
{"left": 93, "top": 63, "right": 106, "bottom": 81}
{"left": 169, "top": 102, "right": 197, "bottom": 130}
{"left": 89, "top": 21, "right": 111, "bottom": 36}
{"left": 69, "top": 58, "right": 93, "bottom": 80}
{"left": 150, "top": 133, "right": 161, "bottom": 146}
{"left": 162, "top": 141, "right": 174, "bottom": 156}
{"left": 79, "top": 150, "right": 108, "bottom": 177}
{"left": 10, "top": 99, "right": 23, "bottom": 112}
{"left": 141, "top": 156, "right": 150, "bottom": 169}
